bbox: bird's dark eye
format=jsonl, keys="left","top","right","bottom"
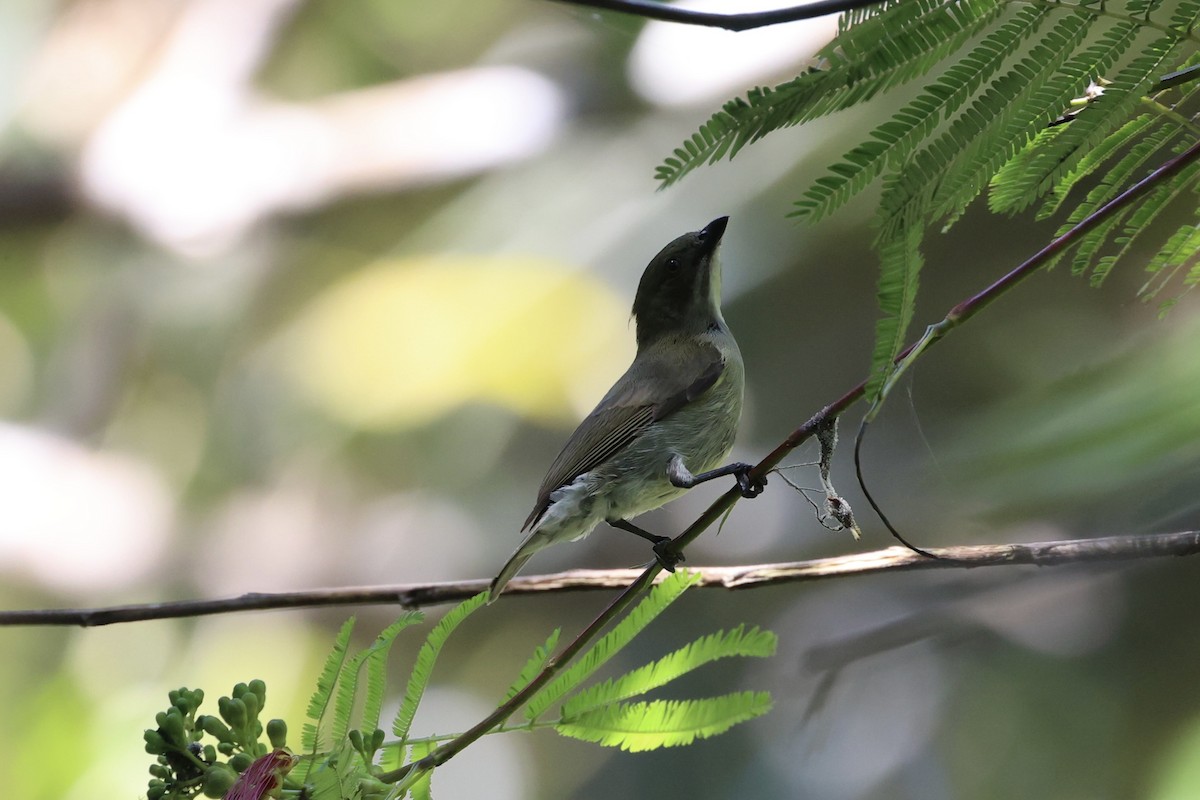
{"left": 666, "top": 258, "right": 681, "bottom": 272}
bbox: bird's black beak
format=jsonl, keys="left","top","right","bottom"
{"left": 697, "top": 216, "right": 729, "bottom": 255}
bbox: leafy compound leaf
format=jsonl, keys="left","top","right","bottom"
{"left": 392, "top": 593, "right": 488, "bottom": 743}
{"left": 302, "top": 618, "right": 356, "bottom": 752}
{"left": 502, "top": 628, "right": 561, "bottom": 704}
{"left": 524, "top": 571, "right": 700, "bottom": 721}
{"left": 556, "top": 692, "right": 773, "bottom": 753}
{"left": 562, "top": 625, "right": 777, "bottom": 717}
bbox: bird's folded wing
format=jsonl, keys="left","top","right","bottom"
{"left": 522, "top": 340, "right": 724, "bottom": 530}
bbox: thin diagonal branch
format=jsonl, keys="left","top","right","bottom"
{"left": 550, "top": 0, "right": 1200, "bottom": 93}
{"left": 549, "top": 0, "right": 883, "bottom": 31}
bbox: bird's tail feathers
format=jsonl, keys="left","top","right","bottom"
{"left": 487, "top": 548, "right": 537, "bottom": 604}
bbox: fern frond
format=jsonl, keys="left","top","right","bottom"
{"left": 1084, "top": 158, "right": 1198, "bottom": 290}
{"left": 1038, "top": 114, "right": 1154, "bottom": 218}
{"left": 1147, "top": 217, "right": 1200, "bottom": 277}
{"left": 555, "top": 692, "right": 773, "bottom": 752}
{"left": 866, "top": 224, "right": 925, "bottom": 402}
{"left": 839, "top": 0, "right": 905, "bottom": 32}
{"left": 296, "top": 741, "right": 361, "bottom": 800}
{"left": 302, "top": 617, "right": 356, "bottom": 752}
{"left": 1056, "top": 122, "right": 1179, "bottom": 228}
{"left": 408, "top": 741, "right": 435, "bottom": 800}
{"left": 333, "top": 617, "right": 425, "bottom": 743}
{"left": 878, "top": 11, "right": 1095, "bottom": 237}
{"left": 1126, "top": 0, "right": 1169, "bottom": 16}
{"left": 502, "top": 628, "right": 561, "bottom": 703}
{"left": 656, "top": 0, "right": 1004, "bottom": 187}
{"left": 392, "top": 593, "right": 488, "bottom": 743}
{"left": 1142, "top": 209, "right": 1200, "bottom": 298}
{"left": 1043, "top": 46, "right": 1200, "bottom": 220}
{"left": 1090, "top": 253, "right": 1122, "bottom": 286}
{"left": 1167, "top": 0, "right": 1200, "bottom": 33}
{"left": 561, "top": 625, "right": 777, "bottom": 717}
{"left": 1185, "top": 259, "right": 1200, "bottom": 287}
{"left": 991, "top": 28, "right": 1189, "bottom": 214}
{"left": 1083, "top": 186, "right": 1171, "bottom": 286}
{"left": 331, "top": 648, "right": 372, "bottom": 744}
{"left": 796, "top": 5, "right": 1053, "bottom": 221}
{"left": 930, "top": 14, "right": 1135, "bottom": 220}
{"left": 814, "top": 0, "right": 1007, "bottom": 115}
{"left": 524, "top": 571, "right": 700, "bottom": 721}
{"left": 361, "top": 613, "right": 424, "bottom": 734}
{"left": 989, "top": 124, "right": 1069, "bottom": 214}
{"left": 1068, "top": 213, "right": 1129, "bottom": 277}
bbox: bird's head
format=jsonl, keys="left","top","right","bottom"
{"left": 632, "top": 216, "right": 729, "bottom": 348}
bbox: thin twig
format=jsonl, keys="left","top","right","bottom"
{"left": 550, "top": 0, "right": 883, "bottom": 31}
{"left": 3, "top": 531, "right": 1197, "bottom": 628}
{"left": 550, "top": 0, "right": 1200, "bottom": 95}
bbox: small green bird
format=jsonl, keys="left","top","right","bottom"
{"left": 488, "top": 217, "right": 762, "bottom": 602}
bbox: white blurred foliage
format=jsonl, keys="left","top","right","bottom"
{"left": 628, "top": 0, "right": 837, "bottom": 107}
{"left": 0, "top": 424, "right": 173, "bottom": 593}
{"left": 60, "top": 0, "right": 565, "bottom": 254}
{"left": 349, "top": 493, "right": 489, "bottom": 583}
{"left": 201, "top": 484, "right": 333, "bottom": 594}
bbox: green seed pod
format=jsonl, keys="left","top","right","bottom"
{"left": 160, "top": 718, "right": 186, "bottom": 745}
{"left": 203, "top": 744, "right": 217, "bottom": 762}
{"left": 217, "top": 742, "right": 235, "bottom": 756}
{"left": 146, "top": 780, "right": 167, "bottom": 800}
{"left": 232, "top": 682, "right": 249, "bottom": 700}
{"left": 248, "top": 679, "right": 266, "bottom": 706}
{"left": 149, "top": 764, "right": 170, "bottom": 780}
{"left": 242, "top": 690, "right": 260, "bottom": 722}
{"left": 201, "top": 765, "right": 238, "bottom": 798}
{"left": 348, "top": 730, "right": 363, "bottom": 751}
{"left": 266, "top": 719, "right": 287, "bottom": 748}
{"left": 224, "top": 698, "right": 248, "bottom": 729}
{"left": 199, "top": 715, "right": 233, "bottom": 742}
{"left": 143, "top": 730, "right": 167, "bottom": 754}
{"left": 371, "top": 728, "right": 385, "bottom": 751}
{"left": 229, "top": 752, "right": 254, "bottom": 773}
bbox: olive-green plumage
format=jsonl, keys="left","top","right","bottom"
{"left": 488, "top": 217, "right": 746, "bottom": 602}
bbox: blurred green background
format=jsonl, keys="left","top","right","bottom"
{"left": 2, "top": 0, "right": 1199, "bottom": 798}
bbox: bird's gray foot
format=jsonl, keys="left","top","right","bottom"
{"left": 652, "top": 539, "right": 684, "bottom": 572}
{"left": 609, "top": 518, "right": 684, "bottom": 571}
{"left": 730, "top": 462, "right": 767, "bottom": 499}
